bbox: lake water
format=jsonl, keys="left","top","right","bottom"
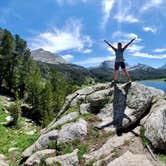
{"left": 139, "top": 81, "right": 166, "bottom": 93}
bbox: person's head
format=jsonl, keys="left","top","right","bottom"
{"left": 118, "top": 42, "right": 122, "bottom": 49}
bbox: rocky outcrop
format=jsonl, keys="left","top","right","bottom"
{"left": 21, "top": 82, "right": 166, "bottom": 165}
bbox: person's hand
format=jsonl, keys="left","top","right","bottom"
{"left": 104, "top": 40, "right": 108, "bottom": 43}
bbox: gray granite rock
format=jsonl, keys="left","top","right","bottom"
{"left": 107, "top": 151, "right": 153, "bottom": 166}
{"left": 45, "top": 149, "right": 79, "bottom": 166}
{"left": 24, "top": 149, "right": 56, "bottom": 166}
{"left": 58, "top": 119, "right": 87, "bottom": 142}
{"left": 41, "top": 112, "right": 79, "bottom": 134}
{"left": 22, "top": 130, "right": 58, "bottom": 158}
{"left": 144, "top": 98, "right": 166, "bottom": 151}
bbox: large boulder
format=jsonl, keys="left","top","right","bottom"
{"left": 116, "top": 83, "right": 164, "bottom": 128}
{"left": 47, "top": 82, "right": 165, "bottom": 132}
{"left": 58, "top": 118, "right": 88, "bottom": 142}
{"left": 143, "top": 98, "right": 166, "bottom": 151}
{"left": 95, "top": 83, "right": 164, "bottom": 130}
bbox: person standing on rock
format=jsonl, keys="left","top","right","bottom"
{"left": 104, "top": 38, "right": 136, "bottom": 83}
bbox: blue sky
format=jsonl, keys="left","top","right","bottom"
{"left": 0, "top": 0, "right": 166, "bottom": 68}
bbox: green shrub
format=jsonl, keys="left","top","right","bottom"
{"left": 54, "top": 162, "right": 62, "bottom": 166}
{"left": 140, "top": 127, "right": 151, "bottom": 147}
{"left": 78, "top": 144, "right": 89, "bottom": 160}
{"left": 7, "top": 99, "right": 21, "bottom": 127}
{"left": 85, "top": 159, "right": 96, "bottom": 166}
{"left": 48, "top": 140, "right": 57, "bottom": 149}
{"left": 56, "top": 142, "right": 73, "bottom": 155}
{"left": 158, "top": 154, "right": 166, "bottom": 164}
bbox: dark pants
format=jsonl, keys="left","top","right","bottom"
{"left": 115, "top": 62, "right": 126, "bottom": 70}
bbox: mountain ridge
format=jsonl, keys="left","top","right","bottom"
{"left": 31, "top": 48, "right": 67, "bottom": 64}
{"left": 30, "top": 49, "right": 166, "bottom": 83}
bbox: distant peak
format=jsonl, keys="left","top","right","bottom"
{"left": 30, "top": 48, "right": 67, "bottom": 65}
{"left": 35, "top": 48, "right": 45, "bottom": 52}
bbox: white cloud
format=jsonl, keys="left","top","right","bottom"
{"left": 141, "top": 0, "right": 163, "bottom": 12}
{"left": 112, "top": 31, "right": 142, "bottom": 43}
{"left": 101, "top": 0, "right": 115, "bottom": 28}
{"left": 112, "top": 0, "right": 139, "bottom": 24}
{"left": 101, "top": 0, "right": 139, "bottom": 29}
{"left": 83, "top": 49, "right": 92, "bottom": 54}
{"left": 131, "top": 51, "right": 166, "bottom": 59}
{"left": 74, "top": 55, "right": 115, "bottom": 66}
{"left": 128, "top": 44, "right": 144, "bottom": 53}
{"left": 143, "top": 26, "right": 157, "bottom": 33}
{"left": 154, "top": 48, "right": 166, "bottom": 53}
{"left": 114, "top": 14, "right": 139, "bottom": 23}
{"left": 62, "top": 54, "right": 74, "bottom": 62}
{"left": 28, "top": 18, "right": 93, "bottom": 53}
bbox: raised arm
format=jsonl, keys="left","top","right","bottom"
{"left": 104, "top": 40, "right": 116, "bottom": 51}
{"left": 123, "top": 38, "right": 136, "bottom": 50}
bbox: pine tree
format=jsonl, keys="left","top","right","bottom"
{"left": 0, "top": 29, "right": 14, "bottom": 89}
{"left": 14, "top": 34, "right": 31, "bottom": 98}
{"left": 40, "top": 82, "right": 54, "bottom": 127}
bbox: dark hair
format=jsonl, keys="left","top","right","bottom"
{"left": 118, "top": 42, "right": 122, "bottom": 45}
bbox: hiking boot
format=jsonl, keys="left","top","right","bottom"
{"left": 128, "top": 79, "right": 132, "bottom": 83}
{"left": 109, "top": 80, "right": 115, "bottom": 87}
{"left": 111, "top": 80, "right": 115, "bottom": 84}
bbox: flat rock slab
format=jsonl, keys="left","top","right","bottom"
{"left": 83, "top": 132, "right": 135, "bottom": 162}
{"left": 107, "top": 151, "right": 153, "bottom": 166}
{"left": 45, "top": 149, "right": 79, "bottom": 166}
{"left": 25, "top": 149, "right": 56, "bottom": 166}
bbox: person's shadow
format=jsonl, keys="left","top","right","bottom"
{"left": 99, "top": 83, "right": 132, "bottom": 136}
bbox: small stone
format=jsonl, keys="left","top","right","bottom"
{"left": 5, "top": 116, "right": 13, "bottom": 122}
{"left": 0, "top": 154, "right": 6, "bottom": 160}
{"left": 8, "top": 147, "right": 19, "bottom": 152}
{"left": 26, "top": 130, "right": 35, "bottom": 135}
